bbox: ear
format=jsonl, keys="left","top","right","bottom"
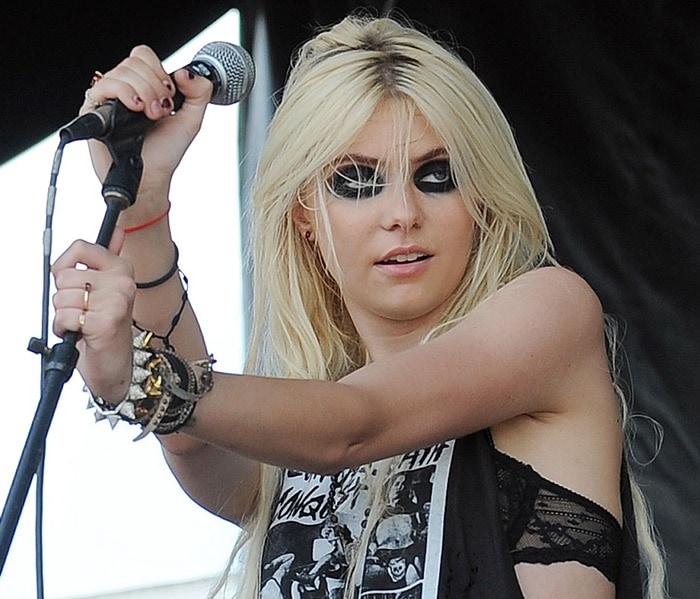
{"left": 292, "top": 202, "right": 314, "bottom": 238}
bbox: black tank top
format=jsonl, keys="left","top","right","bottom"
{"left": 438, "top": 432, "right": 643, "bottom": 597}
{"left": 489, "top": 437, "right": 622, "bottom": 581}
{"left": 259, "top": 431, "right": 643, "bottom": 598}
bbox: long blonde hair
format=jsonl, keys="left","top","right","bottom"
{"left": 215, "top": 13, "right": 666, "bottom": 599}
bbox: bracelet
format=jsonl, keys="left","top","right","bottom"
{"left": 87, "top": 328, "right": 215, "bottom": 441}
{"left": 123, "top": 202, "right": 171, "bottom": 234}
{"left": 135, "top": 243, "right": 179, "bottom": 289}
{"left": 133, "top": 270, "right": 189, "bottom": 350}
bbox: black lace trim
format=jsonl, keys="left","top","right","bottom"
{"left": 491, "top": 445, "right": 622, "bottom": 583}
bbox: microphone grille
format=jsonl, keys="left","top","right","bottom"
{"left": 192, "top": 41, "right": 256, "bottom": 105}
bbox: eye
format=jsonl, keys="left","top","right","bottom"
{"left": 414, "top": 159, "right": 457, "bottom": 194}
{"left": 327, "top": 163, "right": 386, "bottom": 199}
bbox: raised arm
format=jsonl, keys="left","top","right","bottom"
{"left": 52, "top": 45, "right": 259, "bottom": 523}
{"left": 53, "top": 46, "right": 620, "bottom": 528}
{"left": 179, "top": 266, "right": 618, "bottom": 471}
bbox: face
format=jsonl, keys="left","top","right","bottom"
{"left": 297, "top": 100, "right": 475, "bottom": 341}
{"left": 388, "top": 557, "right": 407, "bottom": 580}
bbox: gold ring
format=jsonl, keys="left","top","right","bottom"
{"left": 78, "top": 311, "right": 87, "bottom": 333}
{"left": 82, "top": 282, "right": 92, "bottom": 312}
{"left": 84, "top": 88, "right": 102, "bottom": 108}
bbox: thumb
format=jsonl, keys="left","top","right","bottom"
{"left": 108, "top": 227, "right": 127, "bottom": 255}
{"left": 173, "top": 68, "right": 215, "bottom": 106}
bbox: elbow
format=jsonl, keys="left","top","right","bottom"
{"left": 159, "top": 434, "right": 210, "bottom": 458}
{"left": 278, "top": 381, "right": 386, "bottom": 476}
{"left": 305, "top": 405, "right": 382, "bottom": 475}
{"left": 311, "top": 439, "right": 371, "bottom": 476}
{"left": 318, "top": 387, "right": 387, "bottom": 474}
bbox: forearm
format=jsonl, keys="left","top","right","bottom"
{"left": 183, "top": 373, "right": 382, "bottom": 475}
{"left": 119, "top": 247, "right": 258, "bottom": 519}
{"left": 116, "top": 201, "right": 214, "bottom": 455}
{"left": 116, "top": 203, "right": 206, "bottom": 349}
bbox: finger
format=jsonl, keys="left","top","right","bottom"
{"left": 52, "top": 239, "right": 133, "bottom": 285}
{"left": 82, "top": 49, "right": 175, "bottom": 120}
{"left": 128, "top": 45, "right": 172, "bottom": 83}
{"left": 53, "top": 275, "right": 134, "bottom": 345}
{"left": 83, "top": 70, "right": 172, "bottom": 121}
{"left": 53, "top": 238, "right": 123, "bottom": 270}
{"left": 119, "top": 46, "right": 177, "bottom": 118}
{"left": 52, "top": 287, "right": 91, "bottom": 312}
{"left": 52, "top": 306, "right": 88, "bottom": 339}
{"left": 81, "top": 74, "right": 147, "bottom": 117}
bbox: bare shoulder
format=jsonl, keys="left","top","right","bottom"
{"left": 455, "top": 265, "right": 612, "bottom": 416}
{"left": 339, "top": 265, "right": 616, "bottom": 468}
{"left": 503, "top": 266, "right": 602, "bottom": 312}
{"left": 488, "top": 266, "right": 606, "bottom": 341}
{"left": 489, "top": 268, "right": 623, "bottom": 518}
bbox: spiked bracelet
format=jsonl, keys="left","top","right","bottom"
{"left": 87, "top": 329, "right": 215, "bottom": 441}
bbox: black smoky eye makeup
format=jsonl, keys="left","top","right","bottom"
{"left": 326, "top": 162, "right": 387, "bottom": 199}
{"left": 414, "top": 159, "right": 457, "bottom": 194}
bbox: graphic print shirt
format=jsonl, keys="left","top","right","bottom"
{"left": 259, "top": 431, "right": 643, "bottom": 599}
{"left": 260, "top": 442, "right": 455, "bottom": 599}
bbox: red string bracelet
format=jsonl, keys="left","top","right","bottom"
{"left": 123, "top": 202, "right": 171, "bottom": 234}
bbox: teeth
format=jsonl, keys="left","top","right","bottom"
{"left": 389, "top": 253, "right": 424, "bottom": 263}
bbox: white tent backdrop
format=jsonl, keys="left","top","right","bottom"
{"left": 0, "top": 10, "right": 245, "bottom": 598}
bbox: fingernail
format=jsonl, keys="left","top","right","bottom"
{"left": 151, "top": 98, "right": 170, "bottom": 114}
{"left": 162, "top": 79, "right": 173, "bottom": 91}
{"left": 160, "top": 97, "right": 173, "bottom": 111}
{"left": 132, "top": 95, "right": 143, "bottom": 105}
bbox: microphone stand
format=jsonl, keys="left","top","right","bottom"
{"left": 0, "top": 136, "right": 144, "bottom": 578}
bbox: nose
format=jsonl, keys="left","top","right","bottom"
{"left": 380, "top": 182, "right": 423, "bottom": 232}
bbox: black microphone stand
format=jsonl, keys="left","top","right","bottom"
{"left": 0, "top": 135, "right": 144, "bottom": 579}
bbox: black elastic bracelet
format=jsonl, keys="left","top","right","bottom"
{"left": 133, "top": 271, "right": 188, "bottom": 350}
{"left": 136, "top": 243, "right": 179, "bottom": 289}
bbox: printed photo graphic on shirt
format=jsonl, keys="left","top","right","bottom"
{"left": 359, "top": 442, "right": 453, "bottom": 599}
{"left": 260, "top": 441, "right": 454, "bottom": 599}
{"left": 262, "top": 467, "right": 368, "bottom": 599}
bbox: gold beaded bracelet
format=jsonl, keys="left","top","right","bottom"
{"left": 87, "top": 328, "right": 215, "bottom": 441}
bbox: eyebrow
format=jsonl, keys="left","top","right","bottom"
{"left": 336, "top": 147, "right": 449, "bottom": 166}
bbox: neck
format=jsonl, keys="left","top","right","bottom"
{"left": 354, "top": 313, "right": 441, "bottom": 360}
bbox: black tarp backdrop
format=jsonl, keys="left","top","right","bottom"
{"left": 1, "top": 1, "right": 696, "bottom": 596}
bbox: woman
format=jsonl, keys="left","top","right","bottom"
{"left": 51, "top": 14, "right": 666, "bottom": 599}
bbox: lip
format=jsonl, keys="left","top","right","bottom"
{"left": 375, "top": 245, "right": 433, "bottom": 278}
{"left": 377, "top": 245, "right": 432, "bottom": 263}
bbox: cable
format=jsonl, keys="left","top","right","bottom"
{"left": 34, "top": 139, "right": 65, "bottom": 598}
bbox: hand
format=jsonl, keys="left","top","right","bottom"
{"left": 52, "top": 230, "right": 136, "bottom": 404}
{"left": 82, "top": 45, "right": 214, "bottom": 218}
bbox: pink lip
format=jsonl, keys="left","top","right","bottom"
{"left": 375, "top": 246, "right": 433, "bottom": 278}
{"left": 377, "top": 245, "right": 432, "bottom": 263}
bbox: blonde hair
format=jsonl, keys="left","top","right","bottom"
{"left": 213, "top": 13, "right": 666, "bottom": 599}
{"left": 246, "top": 15, "right": 553, "bottom": 379}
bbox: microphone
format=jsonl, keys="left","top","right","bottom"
{"left": 59, "top": 41, "right": 255, "bottom": 145}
